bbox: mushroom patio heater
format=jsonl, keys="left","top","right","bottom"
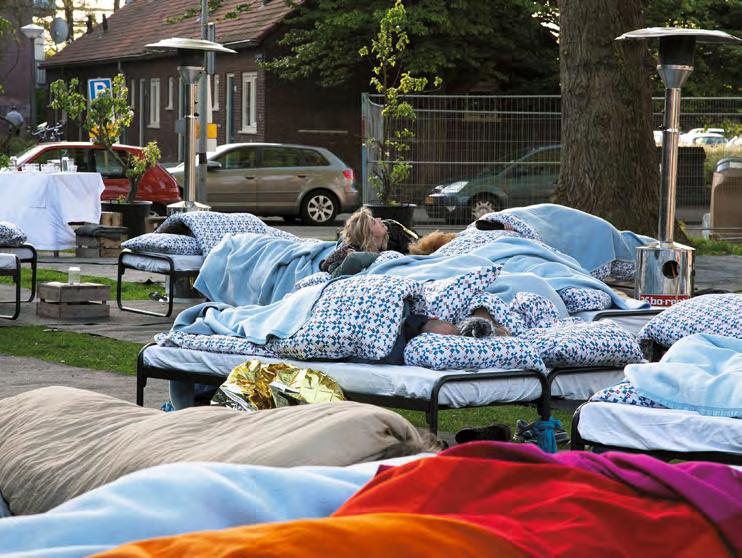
{"left": 145, "top": 38, "right": 236, "bottom": 215}
{"left": 616, "top": 28, "right": 742, "bottom": 307}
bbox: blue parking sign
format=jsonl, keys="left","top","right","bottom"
{"left": 88, "top": 78, "right": 112, "bottom": 101}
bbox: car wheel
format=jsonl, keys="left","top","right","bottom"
{"left": 300, "top": 190, "right": 338, "bottom": 225}
{"left": 470, "top": 196, "right": 502, "bottom": 221}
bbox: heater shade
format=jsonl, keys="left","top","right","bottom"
{"left": 616, "top": 27, "right": 742, "bottom": 44}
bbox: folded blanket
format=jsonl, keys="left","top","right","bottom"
{"left": 624, "top": 333, "right": 742, "bottom": 417}
{"left": 0, "top": 387, "right": 425, "bottom": 515}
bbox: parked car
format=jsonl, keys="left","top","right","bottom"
{"left": 424, "top": 145, "right": 561, "bottom": 223}
{"left": 688, "top": 133, "right": 727, "bottom": 146}
{"left": 680, "top": 128, "right": 727, "bottom": 145}
{"left": 14, "top": 142, "right": 181, "bottom": 214}
{"left": 167, "top": 143, "right": 359, "bottom": 225}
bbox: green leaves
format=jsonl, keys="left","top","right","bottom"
{"left": 49, "top": 73, "right": 160, "bottom": 203}
{"left": 361, "top": 0, "right": 441, "bottom": 205}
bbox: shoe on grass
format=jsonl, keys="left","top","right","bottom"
{"left": 454, "top": 422, "right": 512, "bottom": 444}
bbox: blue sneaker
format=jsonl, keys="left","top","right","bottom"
{"left": 160, "top": 400, "right": 175, "bottom": 412}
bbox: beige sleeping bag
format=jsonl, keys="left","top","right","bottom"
{"left": 0, "top": 386, "right": 425, "bottom": 515}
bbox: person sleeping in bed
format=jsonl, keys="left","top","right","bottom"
{"left": 319, "top": 208, "right": 457, "bottom": 275}
{"left": 376, "top": 308, "right": 509, "bottom": 366}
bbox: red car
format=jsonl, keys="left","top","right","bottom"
{"left": 15, "top": 142, "right": 182, "bottom": 214}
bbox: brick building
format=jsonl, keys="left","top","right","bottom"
{"left": 42, "top": 0, "right": 362, "bottom": 172}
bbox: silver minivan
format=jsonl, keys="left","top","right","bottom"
{"left": 168, "top": 143, "right": 359, "bottom": 225}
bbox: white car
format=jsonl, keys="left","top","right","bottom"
{"left": 680, "top": 128, "right": 727, "bottom": 145}
{"left": 688, "top": 133, "right": 728, "bottom": 146}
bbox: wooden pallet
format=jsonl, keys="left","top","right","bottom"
{"left": 36, "top": 282, "right": 110, "bottom": 319}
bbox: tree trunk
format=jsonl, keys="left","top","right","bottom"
{"left": 555, "top": 0, "right": 660, "bottom": 237}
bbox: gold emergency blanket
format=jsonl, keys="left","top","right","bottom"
{"left": 211, "top": 360, "right": 345, "bottom": 412}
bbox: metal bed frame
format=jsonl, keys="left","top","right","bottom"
{"left": 0, "top": 243, "right": 37, "bottom": 303}
{"left": 0, "top": 253, "right": 21, "bottom": 320}
{"left": 570, "top": 402, "right": 742, "bottom": 465}
{"left": 136, "top": 342, "right": 617, "bottom": 435}
{"left": 116, "top": 250, "right": 201, "bottom": 318}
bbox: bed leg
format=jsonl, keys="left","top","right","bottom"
{"left": 136, "top": 371, "right": 147, "bottom": 406}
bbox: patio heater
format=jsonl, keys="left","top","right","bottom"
{"left": 145, "top": 38, "right": 236, "bottom": 215}
{"left": 616, "top": 28, "right": 742, "bottom": 307}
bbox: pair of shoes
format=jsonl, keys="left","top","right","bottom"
{"left": 513, "top": 418, "right": 570, "bottom": 445}
{"left": 454, "top": 422, "right": 512, "bottom": 444}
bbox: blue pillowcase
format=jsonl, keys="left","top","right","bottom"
{"left": 422, "top": 266, "right": 500, "bottom": 322}
{"left": 520, "top": 320, "right": 644, "bottom": 368}
{"left": 0, "top": 221, "right": 27, "bottom": 247}
{"left": 122, "top": 233, "right": 202, "bottom": 255}
{"left": 270, "top": 274, "right": 423, "bottom": 361}
{"left": 404, "top": 332, "right": 547, "bottom": 373}
{"left": 639, "top": 294, "right": 742, "bottom": 348}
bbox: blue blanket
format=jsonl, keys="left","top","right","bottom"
{"left": 172, "top": 281, "right": 329, "bottom": 344}
{"left": 368, "top": 236, "right": 647, "bottom": 314}
{"left": 195, "top": 233, "right": 335, "bottom": 307}
{"left": 625, "top": 333, "right": 742, "bottom": 417}
{"left": 495, "top": 204, "right": 655, "bottom": 274}
{"left": 0, "top": 459, "right": 423, "bottom": 558}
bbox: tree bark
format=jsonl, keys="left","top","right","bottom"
{"left": 555, "top": 0, "right": 661, "bottom": 237}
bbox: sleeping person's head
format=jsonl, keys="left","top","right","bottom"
{"left": 342, "top": 207, "right": 388, "bottom": 252}
{"left": 407, "top": 231, "right": 458, "bottom": 255}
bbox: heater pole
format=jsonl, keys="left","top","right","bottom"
{"left": 658, "top": 87, "right": 682, "bottom": 244}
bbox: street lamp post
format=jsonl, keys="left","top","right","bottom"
{"left": 20, "top": 24, "right": 45, "bottom": 129}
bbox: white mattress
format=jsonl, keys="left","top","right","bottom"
{"left": 121, "top": 252, "right": 204, "bottom": 273}
{"left": 0, "top": 246, "right": 34, "bottom": 261}
{"left": 0, "top": 254, "right": 18, "bottom": 271}
{"left": 144, "top": 346, "right": 624, "bottom": 408}
{"left": 576, "top": 309, "right": 660, "bottom": 335}
{"left": 577, "top": 401, "right": 742, "bottom": 455}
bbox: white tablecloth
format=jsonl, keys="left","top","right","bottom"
{"left": 0, "top": 172, "right": 104, "bottom": 250}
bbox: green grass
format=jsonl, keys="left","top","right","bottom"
{"left": 0, "top": 326, "right": 140, "bottom": 375}
{"left": 687, "top": 237, "right": 742, "bottom": 256}
{"left": 0, "top": 326, "right": 573, "bottom": 436}
{"left": 0, "top": 268, "right": 164, "bottom": 300}
{"left": 393, "top": 406, "right": 573, "bottom": 440}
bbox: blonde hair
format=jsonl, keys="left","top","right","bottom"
{"left": 408, "top": 230, "right": 458, "bottom": 255}
{"left": 342, "top": 207, "right": 387, "bottom": 252}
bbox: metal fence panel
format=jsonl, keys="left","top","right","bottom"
{"left": 361, "top": 94, "right": 742, "bottom": 226}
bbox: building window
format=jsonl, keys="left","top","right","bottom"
{"left": 212, "top": 74, "right": 220, "bottom": 111}
{"left": 130, "top": 79, "right": 135, "bottom": 108}
{"left": 240, "top": 72, "right": 257, "bottom": 134}
{"left": 148, "top": 78, "right": 160, "bottom": 128}
{"left": 165, "top": 77, "right": 174, "bottom": 110}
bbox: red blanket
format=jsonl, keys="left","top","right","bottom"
{"left": 98, "top": 448, "right": 732, "bottom": 557}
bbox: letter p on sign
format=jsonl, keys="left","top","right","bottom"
{"left": 88, "top": 78, "right": 112, "bottom": 102}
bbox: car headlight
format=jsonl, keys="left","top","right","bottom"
{"left": 440, "top": 181, "right": 469, "bottom": 193}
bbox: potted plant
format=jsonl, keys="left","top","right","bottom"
{"left": 359, "top": 0, "right": 441, "bottom": 228}
{"left": 49, "top": 74, "right": 161, "bottom": 237}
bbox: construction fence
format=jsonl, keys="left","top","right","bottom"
{"left": 361, "top": 94, "right": 742, "bottom": 226}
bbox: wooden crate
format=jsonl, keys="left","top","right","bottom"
{"left": 36, "top": 282, "right": 110, "bottom": 319}
{"left": 75, "top": 233, "right": 127, "bottom": 258}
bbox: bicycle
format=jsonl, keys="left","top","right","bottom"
{"left": 30, "top": 121, "right": 65, "bottom": 142}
